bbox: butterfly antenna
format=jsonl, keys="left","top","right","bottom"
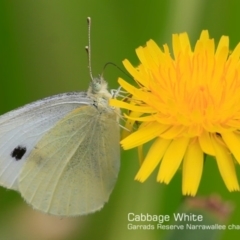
{"left": 102, "top": 62, "right": 131, "bottom": 79}
{"left": 85, "top": 17, "right": 94, "bottom": 81}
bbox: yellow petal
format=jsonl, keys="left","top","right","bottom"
{"left": 157, "top": 137, "right": 190, "bottom": 184}
{"left": 122, "top": 59, "right": 148, "bottom": 87}
{"left": 182, "top": 139, "right": 203, "bottom": 196}
{"left": 118, "top": 78, "right": 147, "bottom": 100}
{"left": 229, "top": 42, "right": 240, "bottom": 59}
{"left": 172, "top": 33, "right": 181, "bottom": 59}
{"left": 135, "top": 138, "right": 171, "bottom": 182}
{"left": 123, "top": 113, "right": 156, "bottom": 122}
{"left": 222, "top": 131, "right": 240, "bottom": 164}
{"left": 179, "top": 32, "right": 191, "bottom": 52}
{"left": 198, "top": 130, "right": 215, "bottom": 156}
{"left": 109, "top": 99, "right": 155, "bottom": 113}
{"left": 215, "top": 35, "right": 229, "bottom": 57}
{"left": 211, "top": 134, "right": 239, "bottom": 191}
{"left": 120, "top": 122, "right": 168, "bottom": 149}
{"left": 199, "top": 30, "right": 209, "bottom": 41}
{"left": 159, "top": 125, "right": 187, "bottom": 139}
{"left": 146, "top": 39, "right": 165, "bottom": 65}
{"left": 136, "top": 46, "right": 158, "bottom": 74}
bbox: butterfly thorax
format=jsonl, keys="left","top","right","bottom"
{"left": 87, "top": 76, "right": 120, "bottom": 118}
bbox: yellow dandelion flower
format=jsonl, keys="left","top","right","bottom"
{"left": 110, "top": 30, "right": 240, "bottom": 196}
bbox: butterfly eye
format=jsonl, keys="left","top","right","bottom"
{"left": 11, "top": 146, "right": 27, "bottom": 161}
{"left": 91, "top": 77, "right": 102, "bottom": 93}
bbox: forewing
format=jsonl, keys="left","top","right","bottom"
{"left": 18, "top": 105, "right": 120, "bottom": 216}
{"left": 0, "top": 92, "right": 91, "bottom": 190}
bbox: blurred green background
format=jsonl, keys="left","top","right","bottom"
{"left": 1, "top": 0, "right": 240, "bottom": 239}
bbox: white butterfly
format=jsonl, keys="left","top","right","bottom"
{"left": 0, "top": 17, "right": 120, "bottom": 216}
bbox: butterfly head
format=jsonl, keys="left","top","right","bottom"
{"left": 87, "top": 75, "right": 112, "bottom": 100}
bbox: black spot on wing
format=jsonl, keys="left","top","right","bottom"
{"left": 11, "top": 146, "right": 27, "bottom": 161}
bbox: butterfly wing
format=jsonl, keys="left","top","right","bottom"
{"left": 18, "top": 104, "right": 120, "bottom": 216}
{"left": 0, "top": 92, "right": 91, "bottom": 190}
